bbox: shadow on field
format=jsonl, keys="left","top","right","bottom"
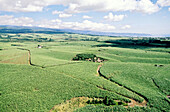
{"left": 93, "top": 39, "right": 170, "bottom": 50}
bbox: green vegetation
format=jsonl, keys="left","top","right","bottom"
{"left": 87, "top": 96, "right": 128, "bottom": 106}
{"left": 72, "top": 53, "right": 105, "bottom": 62}
{"left": 100, "top": 62, "right": 170, "bottom": 111}
{"left": 0, "top": 32, "right": 169, "bottom": 112}
{"left": 94, "top": 38, "right": 170, "bottom": 48}
{"left": 73, "top": 54, "right": 96, "bottom": 60}
{"left": 75, "top": 105, "right": 159, "bottom": 112}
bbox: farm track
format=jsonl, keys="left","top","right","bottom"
{"left": 151, "top": 78, "right": 166, "bottom": 95}
{"left": 151, "top": 78, "right": 170, "bottom": 104}
{"left": 97, "top": 64, "right": 148, "bottom": 107}
{"left": 17, "top": 48, "right": 40, "bottom": 67}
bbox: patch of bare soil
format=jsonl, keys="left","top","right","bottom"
{"left": 96, "top": 64, "right": 103, "bottom": 76}
{"left": 49, "top": 97, "right": 93, "bottom": 112}
{"left": 126, "top": 99, "right": 147, "bottom": 108}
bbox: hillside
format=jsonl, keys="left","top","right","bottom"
{"left": 0, "top": 32, "right": 170, "bottom": 112}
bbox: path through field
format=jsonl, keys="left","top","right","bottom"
{"left": 97, "top": 64, "right": 147, "bottom": 108}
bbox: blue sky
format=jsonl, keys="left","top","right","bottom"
{"left": 0, "top": 0, "right": 170, "bottom": 35}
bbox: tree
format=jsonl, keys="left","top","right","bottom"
{"left": 103, "top": 96, "right": 109, "bottom": 105}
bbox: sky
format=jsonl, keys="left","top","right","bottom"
{"left": 0, "top": 0, "right": 170, "bottom": 35}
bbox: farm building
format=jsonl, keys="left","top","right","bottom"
{"left": 37, "top": 45, "right": 43, "bottom": 48}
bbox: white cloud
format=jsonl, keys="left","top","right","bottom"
{"left": 137, "top": 0, "right": 160, "bottom": 14}
{"left": 0, "top": 0, "right": 44, "bottom": 12}
{"left": 37, "top": 19, "right": 116, "bottom": 32}
{"left": 51, "top": 19, "right": 62, "bottom": 23}
{"left": 72, "top": 20, "right": 116, "bottom": 32}
{"left": 52, "top": 10, "right": 72, "bottom": 18}
{"left": 0, "top": 15, "right": 34, "bottom": 26}
{"left": 59, "top": 13, "right": 72, "bottom": 18}
{"left": 52, "top": 10, "right": 62, "bottom": 15}
{"left": 0, "top": 14, "right": 115, "bottom": 32}
{"left": 157, "top": 0, "right": 170, "bottom": 7}
{"left": 83, "top": 15, "right": 92, "bottom": 19}
{"left": 169, "top": 7, "right": 170, "bottom": 11}
{"left": 0, "top": 0, "right": 160, "bottom": 14}
{"left": 64, "top": 0, "right": 160, "bottom": 14}
{"left": 104, "top": 13, "right": 125, "bottom": 21}
{"left": 121, "top": 25, "right": 131, "bottom": 29}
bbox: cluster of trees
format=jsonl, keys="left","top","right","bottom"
{"left": 64, "top": 36, "right": 99, "bottom": 42}
{"left": 87, "top": 96, "right": 127, "bottom": 106}
{"left": 80, "top": 37, "right": 99, "bottom": 41}
{"left": 73, "top": 54, "right": 97, "bottom": 61}
{"left": 76, "top": 105, "right": 158, "bottom": 112}
{"left": 72, "top": 53, "right": 105, "bottom": 62}
{"left": 33, "top": 38, "right": 54, "bottom": 42}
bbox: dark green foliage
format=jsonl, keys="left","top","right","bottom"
{"left": 103, "top": 96, "right": 109, "bottom": 105}
{"left": 103, "top": 96, "right": 116, "bottom": 106}
{"left": 94, "top": 38, "right": 170, "bottom": 48}
{"left": 75, "top": 105, "right": 160, "bottom": 112}
{"left": 11, "top": 44, "right": 23, "bottom": 46}
{"left": 87, "top": 96, "right": 122, "bottom": 106}
{"left": 73, "top": 54, "right": 96, "bottom": 60}
{"left": 118, "top": 101, "right": 123, "bottom": 105}
{"left": 81, "top": 37, "right": 99, "bottom": 41}
{"left": 72, "top": 53, "right": 105, "bottom": 62}
{"left": 48, "top": 38, "right": 54, "bottom": 42}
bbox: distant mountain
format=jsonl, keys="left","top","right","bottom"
{"left": 0, "top": 25, "right": 65, "bottom": 34}
{"left": 62, "top": 29, "right": 152, "bottom": 37}
{"left": 0, "top": 25, "right": 169, "bottom": 37}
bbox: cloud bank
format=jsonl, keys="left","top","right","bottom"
{"left": 0, "top": 15, "right": 34, "bottom": 26}
{"left": 0, "top": 0, "right": 160, "bottom": 14}
{"left": 0, "top": 15, "right": 116, "bottom": 32}
{"left": 157, "top": 0, "right": 170, "bottom": 7}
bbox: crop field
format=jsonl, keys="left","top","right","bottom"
{"left": 0, "top": 33, "right": 170, "bottom": 112}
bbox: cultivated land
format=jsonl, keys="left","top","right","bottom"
{"left": 0, "top": 33, "right": 170, "bottom": 112}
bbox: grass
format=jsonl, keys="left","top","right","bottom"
{"left": 96, "top": 47, "right": 170, "bottom": 64}
{"left": 0, "top": 33, "right": 170, "bottom": 112}
{"left": 0, "top": 63, "right": 123, "bottom": 112}
{"left": 100, "top": 62, "right": 170, "bottom": 111}
{"left": 0, "top": 49, "right": 28, "bottom": 64}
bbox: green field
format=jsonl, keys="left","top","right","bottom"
{"left": 0, "top": 33, "right": 170, "bottom": 112}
